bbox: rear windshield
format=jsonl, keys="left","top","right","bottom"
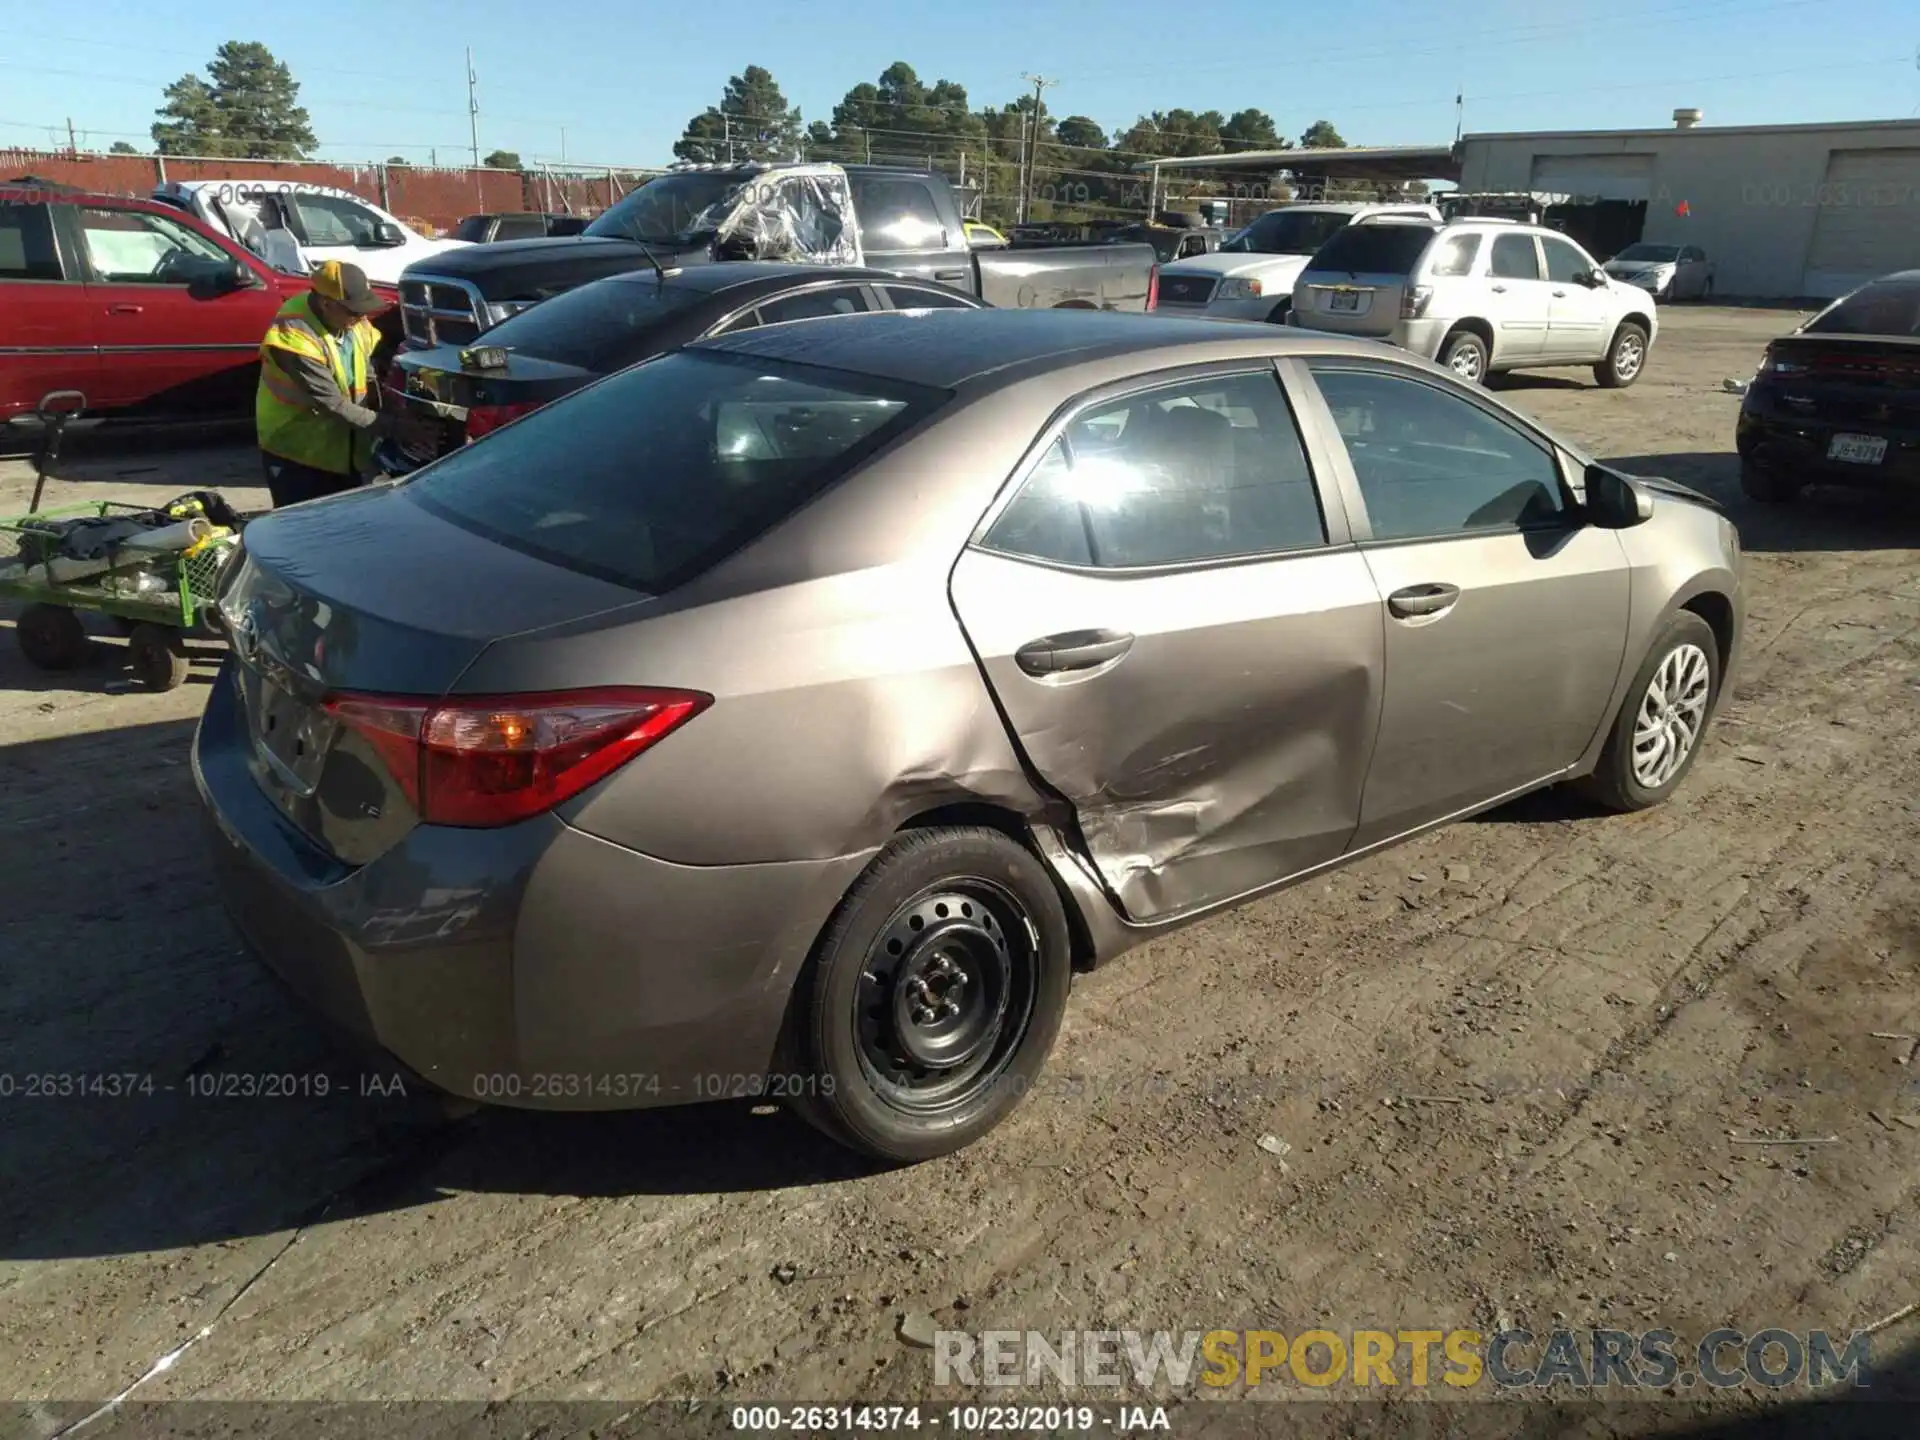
{"left": 474, "top": 277, "right": 703, "bottom": 369}
{"left": 1309, "top": 223, "right": 1438, "bottom": 275}
{"left": 401, "top": 351, "right": 947, "bottom": 593}
{"left": 1803, "top": 281, "right": 1920, "bottom": 337}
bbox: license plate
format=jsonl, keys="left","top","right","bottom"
{"left": 1329, "top": 291, "right": 1360, "bottom": 312}
{"left": 1827, "top": 433, "right": 1888, "bottom": 465}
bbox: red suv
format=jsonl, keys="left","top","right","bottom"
{"left": 1, "top": 180, "right": 398, "bottom": 427}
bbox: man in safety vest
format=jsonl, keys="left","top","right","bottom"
{"left": 255, "top": 259, "right": 435, "bottom": 508}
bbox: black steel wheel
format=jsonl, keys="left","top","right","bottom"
{"left": 16, "top": 604, "right": 89, "bottom": 671}
{"left": 127, "top": 623, "right": 191, "bottom": 691}
{"left": 789, "top": 826, "right": 1073, "bottom": 1162}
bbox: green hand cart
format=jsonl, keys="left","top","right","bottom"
{"left": 1, "top": 396, "right": 244, "bottom": 692}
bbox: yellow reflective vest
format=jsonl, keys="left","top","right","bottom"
{"left": 255, "top": 292, "right": 380, "bottom": 476}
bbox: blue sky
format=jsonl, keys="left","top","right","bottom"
{"left": 1, "top": 0, "right": 1913, "bottom": 167}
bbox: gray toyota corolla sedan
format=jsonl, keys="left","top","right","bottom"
{"left": 195, "top": 308, "right": 1744, "bottom": 1161}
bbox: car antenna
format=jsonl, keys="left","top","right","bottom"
{"left": 630, "top": 234, "right": 668, "bottom": 289}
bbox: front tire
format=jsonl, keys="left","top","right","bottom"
{"left": 788, "top": 826, "right": 1073, "bottom": 1163}
{"left": 1578, "top": 611, "right": 1720, "bottom": 812}
{"left": 1595, "top": 321, "right": 1649, "bottom": 388}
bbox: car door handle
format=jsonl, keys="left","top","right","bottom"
{"left": 1489, "top": 284, "right": 1507, "bottom": 293}
{"left": 1014, "top": 629, "right": 1134, "bottom": 676}
{"left": 108, "top": 303, "right": 144, "bottom": 314}
{"left": 934, "top": 269, "right": 968, "bottom": 282}
{"left": 1387, "top": 583, "right": 1461, "bottom": 619}
{"left": 1552, "top": 289, "right": 1567, "bottom": 297}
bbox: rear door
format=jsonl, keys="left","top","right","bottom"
{"left": 1540, "top": 233, "right": 1612, "bottom": 361}
{"left": 948, "top": 362, "right": 1385, "bottom": 923}
{"left": 72, "top": 202, "right": 276, "bottom": 414}
{"left": 1296, "top": 359, "right": 1630, "bottom": 846}
{"left": 1483, "top": 232, "right": 1552, "bottom": 361}
{"left": 0, "top": 200, "right": 99, "bottom": 422}
{"left": 850, "top": 174, "right": 975, "bottom": 293}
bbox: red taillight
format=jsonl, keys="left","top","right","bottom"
{"left": 465, "top": 401, "right": 543, "bottom": 441}
{"left": 1146, "top": 264, "right": 1159, "bottom": 312}
{"left": 323, "top": 687, "right": 711, "bottom": 828}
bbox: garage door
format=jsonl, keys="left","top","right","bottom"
{"left": 1528, "top": 154, "right": 1655, "bottom": 203}
{"left": 1803, "top": 149, "right": 1920, "bottom": 297}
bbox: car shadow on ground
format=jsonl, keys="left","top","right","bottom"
{"left": 1604, "top": 450, "right": 1920, "bottom": 554}
{"left": 0, "top": 717, "right": 883, "bottom": 1263}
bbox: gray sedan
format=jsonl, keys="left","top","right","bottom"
{"left": 195, "top": 309, "right": 1745, "bottom": 1161}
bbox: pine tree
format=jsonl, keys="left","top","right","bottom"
{"left": 674, "top": 66, "right": 803, "bottom": 164}
{"left": 151, "top": 41, "right": 315, "bottom": 159}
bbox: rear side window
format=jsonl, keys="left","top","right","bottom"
{"left": 984, "top": 371, "right": 1326, "bottom": 569}
{"left": 1310, "top": 223, "right": 1438, "bottom": 276}
{"left": 492, "top": 215, "right": 547, "bottom": 241}
{"left": 1489, "top": 234, "right": 1542, "bottom": 280}
{"left": 403, "top": 351, "right": 947, "bottom": 593}
{"left": 1425, "top": 234, "right": 1482, "bottom": 278}
{"left": 453, "top": 216, "right": 492, "bottom": 242}
{"left": 0, "top": 203, "right": 62, "bottom": 280}
{"left": 754, "top": 284, "right": 872, "bottom": 325}
{"left": 474, "top": 278, "right": 701, "bottom": 369}
{"left": 883, "top": 284, "right": 973, "bottom": 310}
{"left": 852, "top": 178, "right": 946, "bottom": 251}
{"left": 1804, "top": 282, "right": 1920, "bottom": 337}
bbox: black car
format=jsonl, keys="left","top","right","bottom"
{"left": 1738, "top": 269, "right": 1920, "bottom": 503}
{"left": 379, "top": 261, "right": 985, "bottom": 472}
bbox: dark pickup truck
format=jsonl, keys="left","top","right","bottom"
{"left": 397, "top": 161, "right": 1159, "bottom": 348}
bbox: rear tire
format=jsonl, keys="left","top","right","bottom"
{"left": 127, "top": 623, "right": 191, "bottom": 691}
{"left": 16, "top": 604, "right": 89, "bottom": 671}
{"left": 1595, "top": 321, "right": 1649, "bottom": 388}
{"left": 1439, "top": 329, "right": 1489, "bottom": 384}
{"left": 1577, "top": 611, "right": 1720, "bottom": 813}
{"left": 787, "top": 826, "right": 1073, "bottom": 1163}
{"left": 1740, "top": 455, "right": 1800, "bottom": 503}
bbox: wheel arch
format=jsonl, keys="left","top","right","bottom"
{"left": 1443, "top": 316, "right": 1495, "bottom": 361}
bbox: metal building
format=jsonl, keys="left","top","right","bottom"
{"left": 1456, "top": 116, "right": 1920, "bottom": 300}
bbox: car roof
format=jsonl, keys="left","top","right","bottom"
{"left": 693, "top": 307, "right": 1386, "bottom": 390}
{"left": 1, "top": 183, "right": 183, "bottom": 213}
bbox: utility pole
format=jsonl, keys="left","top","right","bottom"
{"left": 1017, "top": 73, "right": 1054, "bottom": 224}
{"left": 66, "top": 117, "right": 77, "bottom": 156}
{"left": 560, "top": 127, "right": 568, "bottom": 166}
{"left": 466, "top": 47, "right": 480, "bottom": 167}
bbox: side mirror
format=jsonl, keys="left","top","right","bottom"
{"left": 188, "top": 259, "right": 255, "bottom": 299}
{"left": 1584, "top": 464, "right": 1655, "bottom": 528}
{"left": 371, "top": 221, "right": 405, "bottom": 246}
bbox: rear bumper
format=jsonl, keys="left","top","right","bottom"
{"left": 1151, "top": 296, "right": 1275, "bottom": 323}
{"left": 193, "top": 665, "right": 872, "bottom": 1110}
{"left": 1736, "top": 400, "right": 1920, "bottom": 487}
{"left": 1289, "top": 315, "right": 1445, "bottom": 359}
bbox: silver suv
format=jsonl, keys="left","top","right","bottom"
{"left": 1289, "top": 219, "right": 1659, "bottom": 388}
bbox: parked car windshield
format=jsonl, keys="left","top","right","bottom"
{"left": 584, "top": 172, "right": 747, "bottom": 244}
{"left": 1802, "top": 280, "right": 1920, "bottom": 337}
{"left": 1308, "top": 222, "right": 1439, "bottom": 275}
{"left": 1614, "top": 243, "right": 1682, "bottom": 263}
{"left": 401, "top": 351, "right": 948, "bottom": 593}
{"left": 466, "top": 276, "right": 702, "bottom": 369}
{"left": 1222, "top": 210, "right": 1354, "bottom": 255}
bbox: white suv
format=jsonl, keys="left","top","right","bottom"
{"left": 152, "top": 180, "right": 468, "bottom": 285}
{"left": 1289, "top": 219, "right": 1658, "bottom": 388}
{"left": 1151, "top": 201, "right": 1442, "bottom": 323}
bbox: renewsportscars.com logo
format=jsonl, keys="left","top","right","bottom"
{"left": 932, "top": 1328, "right": 1877, "bottom": 1392}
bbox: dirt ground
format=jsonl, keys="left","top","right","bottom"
{"left": 1, "top": 308, "right": 1916, "bottom": 1436}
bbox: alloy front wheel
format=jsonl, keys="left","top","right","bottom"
{"left": 1629, "top": 642, "right": 1712, "bottom": 790}
{"left": 1577, "top": 611, "right": 1722, "bottom": 811}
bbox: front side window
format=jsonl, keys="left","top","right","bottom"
{"left": 1541, "top": 236, "right": 1592, "bottom": 284}
{"left": 291, "top": 193, "right": 384, "bottom": 247}
{"left": 983, "top": 371, "right": 1327, "bottom": 569}
{"left": 882, "top": 285, "right": 974, "bottom": 310}
{"left": 403, "top": 352, "right": 945, "bottom": 593}
{"left": 851, "top": 178, "right": 946, "bottom": 251}
{"left": 1489, "top": 234, "right": 1543, "bottom": 281}
{"left": 77, "top": 207, "right": 229, "bottom": 284}
{"left": 1308, "top": 366, "right": 1567, "bottom": 541}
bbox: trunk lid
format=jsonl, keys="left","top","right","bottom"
{"left": 1761, "top": 334, "right": 1920, "bottom": 428}
{"left": 219, "top": 487, "right": 645, "bottom": 863}
{"left": 387, "top": 347, "right": 600, "bottom": 465}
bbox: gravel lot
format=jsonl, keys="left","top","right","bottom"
{"left": 2, "top": 307, "right": 1916, "bottom": 1435}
